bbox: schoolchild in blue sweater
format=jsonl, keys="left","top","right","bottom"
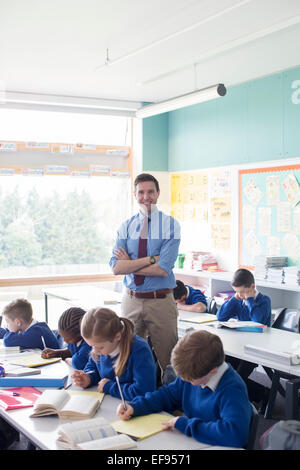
{"left": 72, "top": 307, "right": 156, "bottom": 400}
{"left": 173, "top": 280, "right": 207, "bottom": 313}
{"left": 217, "top": 268, "right": 271, "bottom": 409}
{"left": 217, "top": 268, "right": 271, "bottom": 326}
{"left": 117, "top": 330, "right": 252, "bottom": 448}
{"left": 41, "top": 307, "right": 92, "bottom": 370}
{"left": 0, "top": 298, "right": 59, "bottom": 349}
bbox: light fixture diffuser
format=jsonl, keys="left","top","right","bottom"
{"left": 136, "top": 84, "right": 226, "bottom": 118}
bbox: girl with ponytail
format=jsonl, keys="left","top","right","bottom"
{"left": 72, "top": 308, "right": 156, "bottom": 400}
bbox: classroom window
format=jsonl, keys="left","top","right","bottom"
{"left": 0, "top": 108, "right": 132, "bottom": 280}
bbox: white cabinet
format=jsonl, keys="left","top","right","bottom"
{"left": 174, "top": 268, "right": 300, "bottom": 309}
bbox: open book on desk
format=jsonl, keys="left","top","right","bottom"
{"left": 30, "top": 389, "right": 104, "bottom": 420}
{"left": 212, "top": 320, "right": 267, "bottom": 332}
{"left": 57, "top": 416, "right": 137, "bottom": 450}
{"left": 0, "top": 362, "right": 41, "bottom": 377}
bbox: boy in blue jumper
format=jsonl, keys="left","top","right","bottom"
{"left": 217, "top": 268, "right": 271, "bottom": 410}
{"left": 173, "top": 280, "right": 207, "bottom": 313}
{"left": 117, "top": 329, "right": 253, "bottom": 448}
{"left": 0, "top": 298, "right": 59, "bottom": 350}
{"left": 217, "top": 268, "right": 271, "bottom": 326}
{"left": 42, "top": 307, "right": 92, "bottom": 370}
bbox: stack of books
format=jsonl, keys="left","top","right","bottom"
{"left": 187, "top": 251, "right": 218, "bottom": 271}
{"left": 254, "top": 256, "right": 288, "bottom": 282}
{"left": 283, "top": 266, "right": 300, "bottom": 287}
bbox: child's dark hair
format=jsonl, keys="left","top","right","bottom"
{"left": 3, "top": 299, "right": 33, "bottom": 323}
{"left": 58, "top": 307, "right": 86, "bottom": 339}
{"left": 232, "top": 268, "right": 255, "bottom": 288}
{"left": 173, "top": 280, "right": 188, "bottom": 300}
{"left": 80, "top": 307, "right": 134, "bottom": 377}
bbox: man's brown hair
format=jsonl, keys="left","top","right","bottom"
{"left": 134, "top": 173, "right": 160, "bottom": 192}
{"left": 3, "top": 298, "right": 33, "bottom": 323}
{"left": 171, "top": 330, "right": 224, "bottom": 380}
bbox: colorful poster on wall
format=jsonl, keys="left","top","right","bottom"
{"left": 211, "top": 224, "right": 231, "bottom": 251}
{"left": 211, "top": 197, "right": 231, "bottom": 223}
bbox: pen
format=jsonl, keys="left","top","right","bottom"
{"left": 0, "top": 391, "right": 20, "bottom": 396}
{"left": 41, "top": 336, "right": 46, "bottom": 349}
{"left": 115, "top": 375, "right": 127, "bottom": 411}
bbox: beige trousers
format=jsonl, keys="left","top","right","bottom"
{"left": 121, "top": 291, "right": 178, "bottom": 373}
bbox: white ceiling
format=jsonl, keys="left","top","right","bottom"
{"left": 0, "top": 0, "right": 300, "bottom": 105}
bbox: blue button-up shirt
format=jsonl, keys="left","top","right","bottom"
{"left": 109, "top": 209, "right": 181, "bottom": 291}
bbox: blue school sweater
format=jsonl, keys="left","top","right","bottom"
{"left": 185, "top": 285, "right": 207, "bottom": 308}
{"left": 0, "top": 321, "right": 60, "bottom": 349}
{"left": 83, "top": 334, "right": 156, "bottom": 400}
{"left": 129, "top": 364, "right": 253, "bottom": 448}
{"left": 68, "top": 340, "right": 92, "bottom": 370}
{"left": 217, "top": 292, "right": 271, "bottom": 326}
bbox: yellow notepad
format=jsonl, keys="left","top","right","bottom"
{"left": 111, "top": 413, "right": 168, "bottom": 440}
{"left": 68, "top": 390, "right": 105, "bottom": 405}
{"left": 9, "top": 353, "right": 62, "bottom": 367}
{"left": 180, "top": 313, "right": 217, "bottom": 324}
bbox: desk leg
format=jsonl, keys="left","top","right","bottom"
{"left": 285, "top": 378, "right": 300, "bottom": 420}
{"left": 44, "top": 293, "right": 48, "bottom": 324}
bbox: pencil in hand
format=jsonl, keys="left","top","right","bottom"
{"left": 115, "top": 375, "right": 127, "bottom": 411}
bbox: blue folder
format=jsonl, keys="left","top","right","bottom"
{"left": 0, "top": 375, "right": 68, "bottom": 388}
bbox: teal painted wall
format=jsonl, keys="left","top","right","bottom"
{"left": 167, "top": 66, "right": 300, "bottom": 171}
{"left": 142, "top": 112, "right": 168, "bottom": 171}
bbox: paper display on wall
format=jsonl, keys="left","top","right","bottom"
{"left": 267, "top": 236, "right": 281, "bottom": 256}
{"left": 244, "top": 177, "right": 263, "bottom": 206}
{"left": 282, "top": 173, "right": 300, "bottom": 207}
{"left": 211, "top": 197, "right": 231, "bottom": 223}
{"left": 211, "top": 170, "right": 231, "bottom": 197}
{"left": 277, "top": 202, "right": 291, "bottom": 232}
{"left": 258, "top": 207, "right": 271, "bottom": 236}
{"left": 266, "top": 174, "right": 280, "bottom": 205}
{"left": 282, "top": 233, "right": 300, "bottom": 263}
{"left": 242, "top": 204, "right": 256, "bottom": 231}
{"left": 211, "top": 224, "right": 230, "bottom": 251}
{"left": 244, "top": 230, "right": 262, "bottom": 257}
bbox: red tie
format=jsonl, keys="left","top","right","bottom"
{"left": 134, "top": 217, "right": 149, "bottom": 286}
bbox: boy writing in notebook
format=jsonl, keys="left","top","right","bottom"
{"left": 117, "top": 330, "right": 252, "bottom": 448}
{"left": 216, "top": 268, "right": 271, "bottom": 410}
{"left": 173, "top": 280, "right": 207, "bottom": 313}
{"left": 0, "top": 299, "right": 60, "bottom": 350}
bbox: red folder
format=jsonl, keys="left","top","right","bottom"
{"left": 0, "top": 386, "right": 42, "bottom": 410}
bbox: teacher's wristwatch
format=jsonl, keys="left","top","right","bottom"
{"left": 150, "top": 256, "right": 156, "bottom": 265}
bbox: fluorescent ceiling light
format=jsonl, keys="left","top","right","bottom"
{"left": 2, "top": 91, "right": 141, "bottom": 117}
{"left": 135, "top": 84, "right": 226, "bottom": 118}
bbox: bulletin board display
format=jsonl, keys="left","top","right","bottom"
{"left": 239, "top": 164, "right": 300, "bottom": 268}
{"left": 170, "top": 169, "right": 232, "bottom": 254}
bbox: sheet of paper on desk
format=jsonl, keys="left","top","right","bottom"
{"left": 111, "top": 413, "right": 167, "bottom": 440}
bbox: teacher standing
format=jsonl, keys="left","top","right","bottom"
{"left": 109, "top": 173, "right": 181, "bottom": 377}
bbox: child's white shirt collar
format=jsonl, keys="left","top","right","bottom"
{"left": 24, "top": 318, "right": 38, "bottom": 332}
{"left": 201, "top": 362, "right": 228, "bottom": 391}
{"left": 109, "top": 345, "right": 120, "bottom": 359}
